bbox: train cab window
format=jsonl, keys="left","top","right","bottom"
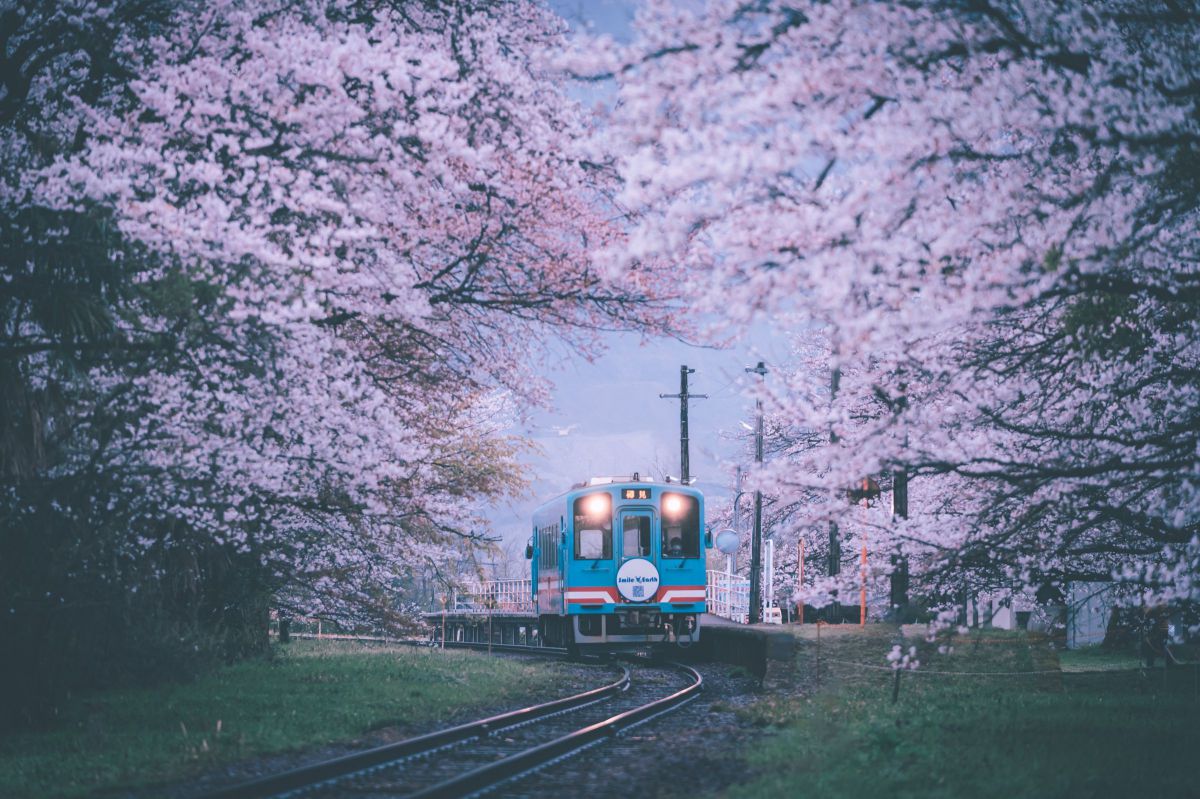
{"left": 573, "top": 494, "right": 612, "bottom": 560}
{"left": 660, "top": 493, "right": 700, "bottom": 558}
{"left": 622, "top": 515, "right": 651, "bottom": 558}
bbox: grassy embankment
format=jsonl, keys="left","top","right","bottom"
{"left": 0, "top": 640, "right": 578, "bottom": 799}
{"left": 724, "top": 625, "right": 1199, "bottom": 799}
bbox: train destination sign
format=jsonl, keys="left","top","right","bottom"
{"left": 621, "top": 488, "right": 651, "bottom": 500}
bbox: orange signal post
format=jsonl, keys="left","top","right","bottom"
{"left": 848, "top": 476, "right": 879, "bottom": 628}
{"left": 860, "top": 478, "right": 870, "bottom": 627}
{"left": 860, "top": 540, "right": 867, "bottom": 627}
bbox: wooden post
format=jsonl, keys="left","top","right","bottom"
{"left": 440, "top": 596, "right": 446, "bottom": 649}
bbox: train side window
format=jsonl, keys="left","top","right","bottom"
{"left": 573, "top": 494, "right": 612, "bottom": 560}
{"left": 661, "top": 493, "right": 700, "bottom": 558}
{"left": 622, "top": 515, "right": 651, "bottom": 558}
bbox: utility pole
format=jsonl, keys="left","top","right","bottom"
{"left": 746, "top": 361, "right": 768, "bottom": 624}
{"left": 659, "top": 365, "right": 707, "bottom": 484}
{"left": 731, "top": 465, "right": 744, "bottom": 575}
{"left": 890, "top": 467, "right": 910, "bottom": 621}
{"left": 827, "top": 366, "right": 842, "bottom": 622}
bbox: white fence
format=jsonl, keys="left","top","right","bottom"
{"left": 449, "top": 578, "right": 535, "bottom": 615}
{"left": 706, "top": 569, "right": 750, "bottom": 624}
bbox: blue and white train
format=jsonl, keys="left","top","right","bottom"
{"left": 526, "top": 475, "right": 710, "bottom": 652}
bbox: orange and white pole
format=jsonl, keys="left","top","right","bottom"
{"left": 860, "top": 540, "right": 867, "bottom": 626}
{"left": 860, "top": 478, "right": 869, "bottom": 627}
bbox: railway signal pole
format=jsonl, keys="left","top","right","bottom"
{"left": 659, "top": 365, "right": 707, "bottom": 484}
{"left": 746, "top": 361, "right": 767, "bottom": 624}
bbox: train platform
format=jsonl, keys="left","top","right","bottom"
{"left": 694, "top": 614, "right": 799, "bottom": 689}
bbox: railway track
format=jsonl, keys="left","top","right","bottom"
{"left": 199, "top": 647, "right": 701, "bottom": 799}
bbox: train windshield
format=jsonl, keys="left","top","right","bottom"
{"left": 573, "top": 494, "right": 612, "bottom": 559}
{"left": 660, "top": 493, "right": 700, "bottom": 558}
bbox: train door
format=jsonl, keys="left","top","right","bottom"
{"left": 619, "top": 510, "right": 655, "bottom": 562}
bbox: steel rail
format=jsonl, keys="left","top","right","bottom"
{"left": 198, "top": 660, "right": 627, "bottom": 799}
{"left": 404, "top": 659, "right": 704, "bottom": 799}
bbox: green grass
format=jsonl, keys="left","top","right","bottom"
{"left": 1057, "top": 644, "right": 1144, "bottom": 672}
{"left": 0, "top": 641, "right": 579, "bottom": 799}
{"left": 723, "top": 625, "right": 1200, "bottom": 799}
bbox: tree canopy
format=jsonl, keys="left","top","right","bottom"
{"left": 577, "top": 0, "right": 1199, "bottom": 614}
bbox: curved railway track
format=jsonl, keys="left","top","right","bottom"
{"left": 199, "top": 646, "right": 701, "bottom": 799}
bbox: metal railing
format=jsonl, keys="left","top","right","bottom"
{"left": 449, "top": 578, "right": 535, "bottom": 615}
{"left": 446, "top": 573, "right": 754, "bottom": 624}
{"left": 706, "top": 569, "right": 750, "bottom": 624}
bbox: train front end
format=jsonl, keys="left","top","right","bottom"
{"left": 552, "top": 478, "right": 709, "bottom": 650}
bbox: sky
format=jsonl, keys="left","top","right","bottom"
{"left": 550, "top": 0, "right": 637, "bottom": 38}
{"left": 486, "top": 322, "right": 794, "bottom": 556}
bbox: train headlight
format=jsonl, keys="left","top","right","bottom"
{"left": 584, "top": 493, "right": 610, "bottom": 516}
{"left": 663, "top": 494, "right": 684, "bottom": 516}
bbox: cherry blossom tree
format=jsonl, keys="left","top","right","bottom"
{"left": 1, "top": 0, "right": 674, "bottom": 724}
{"left": 579, "top": 0, "right": 1199, "bottom": 618}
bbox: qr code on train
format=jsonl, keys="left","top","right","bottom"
{"left": 632, "top": 585, "right": 644, "bottom": 598}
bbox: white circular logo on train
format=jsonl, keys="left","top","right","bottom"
{"left": 615, "top": 558, "right": 660, "bottom": 603}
